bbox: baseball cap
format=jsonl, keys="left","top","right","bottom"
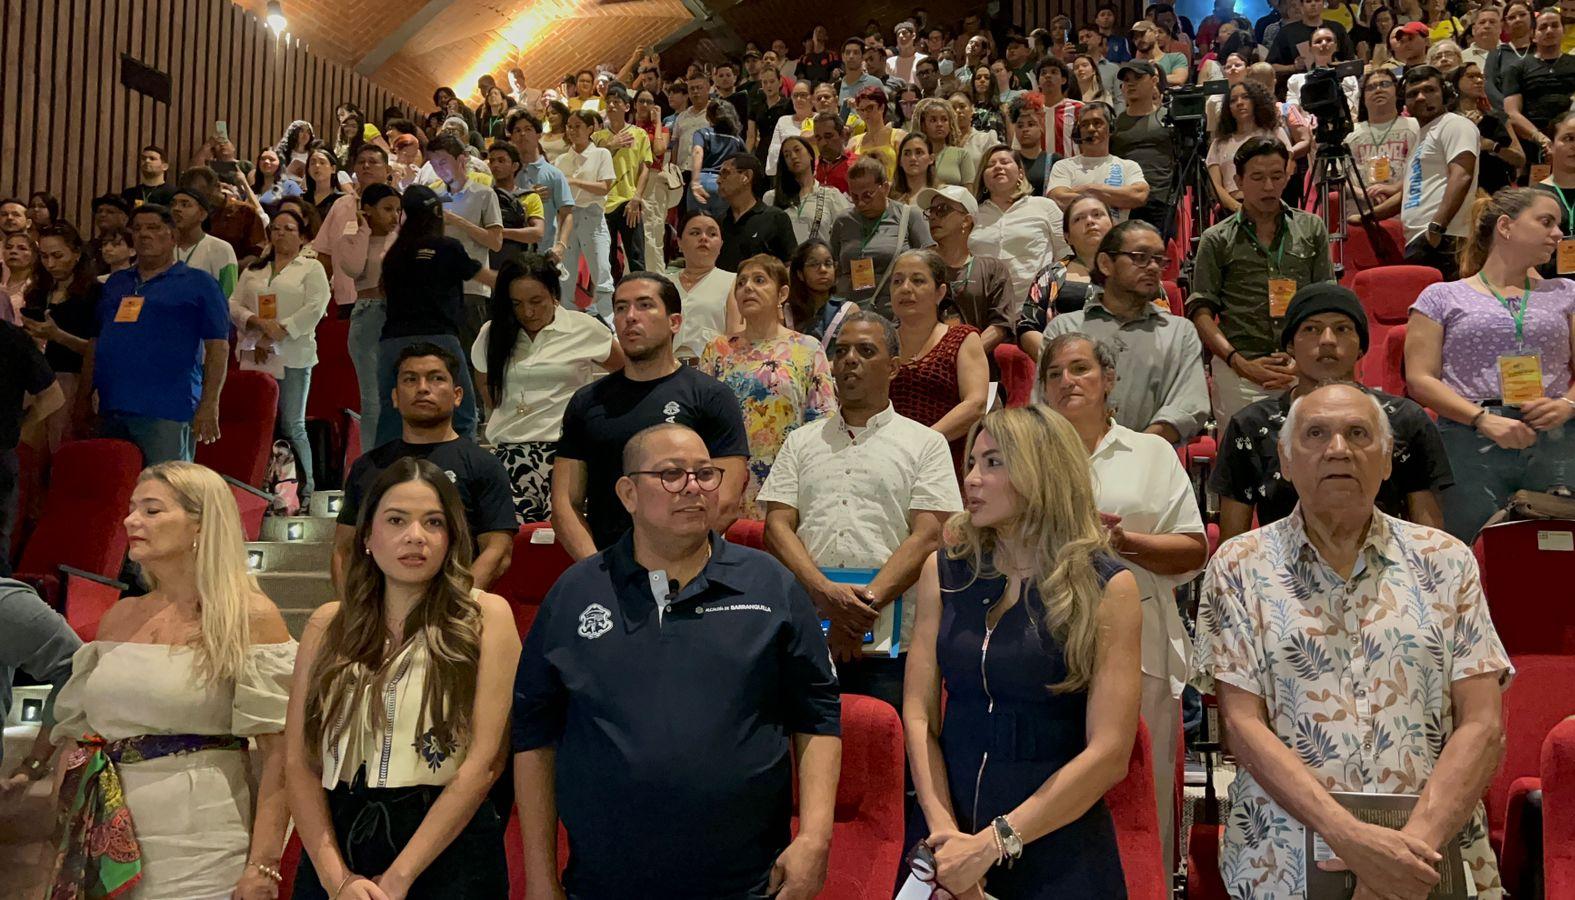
{"left": 913, "top": 185, "right": 978, "bottom": 216}
{"left": 401, "top": 184, "right": 443, "bottom": 216}
{"left": 92, "top": 194, "right": 132, "bottom": 216}
{"left": 1118, "top": 59, "right": 1159, "bottom": 79}
{"left": 1394, "top": 21, "right": 1430, "bottom": 38}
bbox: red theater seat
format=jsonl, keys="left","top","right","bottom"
{"left": 1492, "top": 656, "right": 1575, "bottom": 896}
{"left": 1543, "top": 716, "right": 1575, "bottom": 898}
{"left": 306, "top": 314, "right": 361, "bottom": 485}
{"left": 491, "top": 522, "right": 576, "bottom": 638}
{"left": 724, "top": 517, "right": 766, "bottom": 550}
{"left": 15, "top": 439, "right": 140, "bottom": 606}
{"left": 1382, "top": 323, "right": 1409, "bottom": 397}
{"left": 995, "top": 343, "right": 1037, "bottom": 407}
{"left": 1475, "top": 520, "right": 1575, "bottom": 655}
{"left": 1340, "top": 218, "right": 1405, "bottom": 285}
{"left": 1108, "top": 719, "right": 1167, "bottom": 899}
{"left": 1352, "top": 266, "right": 1439, "bottom": 389}
{"left": 195, "top": 370, "right": 279, "bottom": 488}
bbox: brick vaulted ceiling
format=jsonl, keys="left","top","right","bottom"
{"left": 231, "top": 0, "right": 977, "bottom": 112}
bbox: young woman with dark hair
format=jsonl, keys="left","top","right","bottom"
{"left": 22, "top": 223, "right": 99, "bottom": 448}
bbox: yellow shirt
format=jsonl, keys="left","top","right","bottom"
{"left": 592, "top": 124, "right": 654, "bottom": 212}
{"left": 848, "top": 127, "right": 907, "bottom": 182}
{"left": 521, "top": 190, "right": 545, "bottom": 222}
{"left": 568, "top": 96, "right": 603, "bottom": 113}
{"left": 803, "top": 111, "right": 866, "bottom": 138}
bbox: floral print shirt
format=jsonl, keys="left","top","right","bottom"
{"left": 699, "top": 331, "right": 836, "bottom": 519}
{"left": 1193, "top": 507, "right": 1513, "bottom": 899}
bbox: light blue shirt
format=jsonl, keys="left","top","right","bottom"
{"left": 519, "top": 157, "right": 575, "bottom": 246}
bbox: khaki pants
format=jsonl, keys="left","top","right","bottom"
{"left": 1211, "top": 355, "right": 1276, "bottom": 426}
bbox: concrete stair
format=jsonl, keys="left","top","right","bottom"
{"left": 250, "top": 490, "right": 342, "bottom": 637}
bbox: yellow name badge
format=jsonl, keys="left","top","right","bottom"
{"left": 1559, "top": 238, "right": 1575, "bottom": 275}
{"left": 114, "top": 295, "right": 145, "bottom": 323}
{"left": 1499, "top": 354, "right": 1544, "bottom": 406}
{"left": 258, "top": 293, "right": 278, "bottom": 320}
{"left": 1268, "top": 278, "right": 1297, "bottom": 318}
{"left": 850, "top": 257, "right": 877, "bottom": 292}
{"left": 1371, "top": 156, "right": 1391, "bottom": 183}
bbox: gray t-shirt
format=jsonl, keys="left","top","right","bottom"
{"left": 441, "top": 177, "right": 503, "bottom": 296}
{"left": 1112, "top": 110, "right": 1175, "bottom": 204}
{"left": 828, "top": 199, "right": 932, "bottom": 317}
{"left": 0, "top": 578, "right": 81, "bottom": 765}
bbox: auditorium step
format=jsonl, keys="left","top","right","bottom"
{"left": 252, "top": 491, "right": 343, "bottom": 638}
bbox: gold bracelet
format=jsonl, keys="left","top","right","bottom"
{"left": 332, "top": 872, "right": 358, "bottom": 900}
{"left": 248, "top": 861, "right": 282, "bottom": 884}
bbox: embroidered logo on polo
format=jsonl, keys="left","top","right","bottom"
{"left": 578, "top": 603, "right": 613, "bottom": 639}
{"left": 662, "top": 400, "right": 681, "bottom": 423}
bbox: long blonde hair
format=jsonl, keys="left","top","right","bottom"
{"left": 303, "top": 458, "right": 483, "bottom": 755}
{"left": 946, "top": 406, "right": 1111, "bottom": 694}
{"left": 138, "top": 462, "right": 259, "bottom": 683}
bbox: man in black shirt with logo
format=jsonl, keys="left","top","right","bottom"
{"left": 717, "top": 152, "right": 797, "bottom": 270}
{"left": 553, "top": 272, "right": 749, "bottom": 559}
{"left": 334, "top": 342, "right": 516, "bottom": 590}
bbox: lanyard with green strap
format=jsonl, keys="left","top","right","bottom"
{"left": 1238, "top": 210, "right": 1288, "bottom": 274}
{"left": 858, "top": 211, "right": 888, "bottom": 254}
{"left": 1482, "top": 275, "right": 1532, "bottom": 344}
{"left": 1552, "top": 185, "right": 1575, "bottom": 234}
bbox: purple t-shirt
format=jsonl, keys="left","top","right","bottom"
{"left": 1411, "top": 277, "right": 1575, "bottom": 402}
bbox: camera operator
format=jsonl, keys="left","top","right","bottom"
{"left": 1112, "top": 61, "right": 1177, "bottom": 240}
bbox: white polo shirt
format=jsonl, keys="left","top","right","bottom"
{"left": 969, "top": 194, "right": 1061, "bottom": 310}
{"left": 757, "top": 404, "right": 963, "bottom": 646}
{"left": 1088, "top": 422, "right": 1204, "bottom": 697}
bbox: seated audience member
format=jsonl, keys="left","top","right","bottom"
{"left": 716, "top": 152, "right": 796, "bottom": 271}
{"left": 90, "top": 204, "right": 229, "bottom": 465}
{"left": 514, "top": 423, "right": 841, "bottom": 900}
{"left": 1214, "top": 284, "right": 1452, "bottom": 542}
{"left": 334, "top": 343, "right": 516, "bottom": 591}
{"left": 761, "top": 309, "right": 962, "bottom": 708}
{"left": 1194, "top": 381, "right": 1512, "bottom": 900}
{"left": 699, "top": 255, "right": 835, "bottom": 519}
{"left": 913, "top": 97, "right": 979, "bottom": 189}
{"left": 1009, "top": 94, "right": 1053, "bottom": 199}
{"left": 764, "top": 135, "right": 849, "bottom": 245}
{"left": 50, "top": 462, "right": 293, "bottom": 900}
{"left": 829, "top": 157, "right": 931, "bottom": 317}
{"left": 893, "top": 132, "right": 939, "bottom": 205}
{"left": 671, "top": 212, "right": 739, "bottom": 361}
{"left": 0, "top": 577, "right": 80, "bottom": 792}
{"left": 903, "top": 405, "right": 1141, "bottom": 898}
{"left": 784, "top": 238, "right": 844, "bottom": 340}
{"left": 1206, "top": 81, "right": 1293, "bottom": 215}
{"left": 230, "top": 210, "right": 330, "bottom": 507}
{"left": 0, "top": 320, "right": 59, "bottom": 576}
{"left": 888, "top": 250, "right": 989, "bottom": 473}
{"left": 288, "top": 458, "right": 520, "bottom": 900}
{"left": 1043, "top": 220, "right": 1209, "bottom": 444}
{"left": 475, "top": 255, "right": 622, "bottom": 524}
{"left": 1342, "top": 69, "right": 1417, "bottom": 206}
{"left": 1038, "top": 332, "right": 1205, "bottom": 874}
{"left": 971, "top": 145, "right": 1061, "bottom": 310}
{"left": 21, "top": 224, "right": 98, "bottom": 451}
{"left": 1018, "top": 195, "right": 1115, "bottom": 360}
{"left": 1045, "top": 103, "right": 1148, "bottom": 256}
{"left": 1407, "top": 187, "right": 1575, "bottom": 541}
{"left": 1189, "top": 137, "right": 1335, "bottom": 423}
{"left": 375, "top": 185, "right": 491, "bottom": 446}
{"left": 553, "top": 272, "right": 749, "bottom": 560}
{"left": 916, "top": 185, "right": 1013, "bottom": 356}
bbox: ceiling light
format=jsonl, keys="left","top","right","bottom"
{"left": 266, "top": 0, "right": 287, "bottom": 32}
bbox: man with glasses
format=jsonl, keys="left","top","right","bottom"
{"left": 1042, "top": 220, "right": 1210, "bottom": 444}
{"left": 761, "top": 309, "right": 961, "bottom": 711}
{"left": 1343, "top": 70, "right": 1418, "bottom": 203}
{"left": 1188, "top": 138, "right": 1335, "bottom": 423}
{"left": 916, "top": 185, "right": 1013, "bottom": 356}
{"left": 828, "top": 158, "right": 931, "bottom": 317}
{"left": 716, "top": 152, "right": 797, "bottom": 270}
{"left": 1046, "top": 103, "right": 1148, "bottom": 257}
{"left": 553, "top": 272, "right": 749, "bottom": 559}
{"left": 514, "top": 419, "right": 841, "bottom": 900}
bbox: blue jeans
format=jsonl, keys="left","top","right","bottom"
{"left": 347, "top": 298, "right": 386, "bottom": 451}
{"left": 560, "top": 205, "right": 614, "bottom": 317}
{"left": 100, "top": 411, "right": 193, "bottom": 465}
{"left": 1437, "top": 408, "right": 1575, "bottom": 541}
{"left": 278, "top": 367, "right": 314, "bottom": 499}
{"left": 375, "top": 334, "right": 478, "bottom": 448}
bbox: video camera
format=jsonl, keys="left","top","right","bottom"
{"left": 1301, "top": 59, "right": 1365, "bottom": 149}
{"left": 1165, "top": 78, "right": 1228, "bottom": 128}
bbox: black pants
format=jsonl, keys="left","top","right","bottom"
{"left": 1405, "top": 233, "right": 1462, "bottom": 281}
{"left": 0, "top": 448, "right": 16, "bottom": 577}
{"left": 606, "top": 200, "right": 644, "bottom": 280}
{"left": 1129, "top": 196, "right": 1177, "bottom": 243}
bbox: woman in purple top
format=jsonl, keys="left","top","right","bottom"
{"left": 1406, "top": 186, "right": 1575, "bottom": 540}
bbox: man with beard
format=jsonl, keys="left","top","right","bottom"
{"left": 332, "top": 342, "right": 516, "bottom": 591}
{"left": 552, "top": 272, "right": 749, "bottom": 559}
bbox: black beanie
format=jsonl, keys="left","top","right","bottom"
{"left": 1279, "top": 282, "right": 1369, "bottom": 352}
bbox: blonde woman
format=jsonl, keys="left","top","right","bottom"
{"left": 903, "top": 406, "right": 1141, "bottom": 898}
{"left": 286, "top": 457, "right": 520, "bottom": 900}
{"left": 914, "top": 97, "right": 979, "bottom": 189}
{"left": 50, "top": 462, "right": 295, "bottom": 900}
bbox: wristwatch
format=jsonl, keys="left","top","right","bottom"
{"left": 992, "top": 815, "right": 1024, "bottom": 863}
{"left": 18, "top": 756, "right": 50, "bottom": 781}
{"left": 1427, "top": 221, "right": 1446, "bottom": 238}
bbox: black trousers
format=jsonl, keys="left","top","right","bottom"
{"left": 606, "top": 200, "right": 645, "bottom": 279}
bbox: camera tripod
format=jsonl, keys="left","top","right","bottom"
{"left": 1303, "top": 141, "right": 1401, "bottom": 279}
{"left": 1169, "top": 123, "right": 1217, "bottom": 294}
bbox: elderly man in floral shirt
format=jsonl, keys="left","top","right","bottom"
{"left": 1194, "top": 381, "right": 1513, "bottom": 900}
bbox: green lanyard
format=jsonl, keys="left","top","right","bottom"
{"left": 858, "top": 211, "right": 888, "bottom": 254}
{"left": 1482, "top": 275, "right": 1532, "bottom": 344}
{"left": 950, "top": 257, "right": 975, "bottom": 298}
{"left": 1238, "top": 210, "right": 1288, "bottom": 274}
{"left": 1552, "top": 185, "right": 1575, "bottom": 233}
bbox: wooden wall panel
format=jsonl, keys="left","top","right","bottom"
{"left": 0, "top": 0, "right": 421, "bottom": 229}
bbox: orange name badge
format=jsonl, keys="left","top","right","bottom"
{"left": 1267, "top": 278, "right": 1297, "bottom": 318}
{"left": 1371, "top": 156, "right": 1391, "bottom": 183}
{"left": 114, "top": 295, "right": 145, "bottom": 323}
{"left": 1532, "top": 164, "right": 1553, "bottom": 183}
{"left": 1499, "top": 354, "right": 1544, "bottom": 406}
{"left": 258, "top": 293, "right": 278, "bottom": 320}
{"left": 850, "top": 257, "right": 877, "bottom": 292}
{"left": 1559, "top": 238, "right": 1575, "bottom": 275}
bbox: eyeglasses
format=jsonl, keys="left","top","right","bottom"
{"left": 805, "top": 258, "right": 837, "bottom": 269}
{"left": 628, "top": 466, "right": 724, "bottom": 493}
{"left": 848, "top": 186, "right": 886, "bottom": 204}
{"left": 1110, "top": 249, "right": 1166, "bottom": 268}
{"left": 925, "top": 202, "right": 963, "bottom": 219}
{"left": 904, "top": 842, "right": 958, "bottom": 899}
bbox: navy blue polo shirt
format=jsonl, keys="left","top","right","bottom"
{"left": 95, "top": 262, "right": 229, "bottom": 422}
{"left": 512, "top": 531, "right": 840, "bottom": 900}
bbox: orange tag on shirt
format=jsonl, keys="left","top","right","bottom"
{"left": 1371, "top": 156, "right": 1391, "bottom": 183}
{"left": 1268, "top": 278, "right": 1297, "bottom": 318}
{"left": 1532, "top": 165, "right": 1552, "bottom": 183}
{"left": 1499, "top": 354, "right": 1544, "bottom": 406}
{"left": 850, "top": 257, "right": 877, "bottom": 292}
{"left": 1559, "top": 238, "right": 1575, "bottom": 275}
{"left": 114, "top": 296, "right": 145, "bottom": 323}
{"left": 258, "top": 293, "right": 278, "bottom": 319}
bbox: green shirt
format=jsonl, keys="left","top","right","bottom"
{"left": 1185, "top": 204, "right": 1335, "bottom": 358}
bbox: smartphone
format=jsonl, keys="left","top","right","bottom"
{"left": 215, "top": 120, "right": 229, "bottom": 142}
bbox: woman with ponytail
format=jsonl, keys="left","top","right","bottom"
{"left": 285, "top": 457, "right": 519, "bottom": 900}
{"left": 902, "top": 404, "right": 1141, "bottom": 899}
{"left": 1406, "top": 186, "right": 1575, "bottom": 540}
{"left": 50, "top": 462, "right": 295, "bottom": 900}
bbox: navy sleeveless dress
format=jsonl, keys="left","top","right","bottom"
{"left": 935, "top": 552, "right": 1128, "bottom": 898}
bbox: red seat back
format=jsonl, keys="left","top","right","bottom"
{"left": 994, "top": 343, "right": 1036, "bottom": 408}
{"left": 1476, "top": 520, "right": 1575, "bottom": 655}
{"left": 61, "top": 570, "right": 124, "bottom": 642}
{"left": 1108, "top": 719, "right": 1167, "bottom": 899}
{"left": 1352, "top": 266, "right": 1440, "bottom": 388}
{"left": 724, "top": 518, "right": 765, "bottom": 549}
{"left": 1543, "top": 717, "right": 1575, "bottom": 898}
{"left": 492, "top": 522, "right": 576, "bottom": 638}
{"left": 1382, "top": 323, "right": 1409, "bottom": 397}
{"left": 17, "top": 439, "right": 141, "bottom": 586}
{"left": 226, "top": 477, "right": 271, "bottom": 542}
{"left": 10, "top": 441, "right": 41, "bottom": 562}
{"left": 1491, "top": 657, "right": 1575, "bottom": 842}
{"left": 308, "top": 314, "right": 359, "bottom": 418}
{"left": 1340, "top": 218, "right": 1405, "bottom": 285}
{"left": 195, "top": 370, "right": 279, "bottom": 488}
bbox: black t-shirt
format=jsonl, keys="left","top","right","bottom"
{"left": 337, "top": 437, "right": 518, "bottom": 539}
{"left": 1268, "top": 20, "right": 1356, "bottom": 65}
{"left": 751, "top": 98, "right": 795, "bottom": 162}
{"left": 25, "top": 283, "right": 101, "bottom": 375}
{"left": 1111, "top": 111, "right": 1175, "bottom": 202}
{"left": 798, "top": 51, "right": 838, "bottom": 85}
{"left": 380, "top": 235, "right": 482, "bottom": 340}
{"left": 718, "top": 203, "right": 798, "bottom": 271}
{"left": 1504, "top": 53, "right": 1575, "bottom": 129}
{"left": 120, "top": 183, "right": 164, "bottom": 207}
{"left": 0, "top": 321, "right": 56, "bottom": 451}
{"left": 557, "top": 366, "right": 750, "bottom": 549}
{"left": 722, "top": 90, "right": 753, "bottom": 130}
{"left": 1209, "top": 388, "right": 1454, "bottom": 525}
{"left": 1535, "top": 183, "right": 1575, "bottom": 280}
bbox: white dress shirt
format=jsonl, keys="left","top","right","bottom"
{"left": 229, "top": 255, "right": 331, "bottom": 374}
